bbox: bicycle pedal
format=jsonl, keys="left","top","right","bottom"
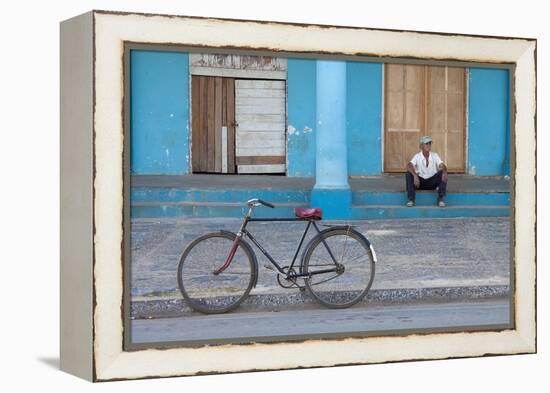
{"left": 263, "top": 264, "right": 275, "bottom": 271}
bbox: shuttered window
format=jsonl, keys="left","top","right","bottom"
{"left": 384, "top": 64, "right": 466, "bottom": 172}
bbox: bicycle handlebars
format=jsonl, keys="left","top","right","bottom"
{"left": 247, "top": 198, "right": 275, "bottom": 208}
{"left": 259, "top": 199, "right": 275, "bottom": 208}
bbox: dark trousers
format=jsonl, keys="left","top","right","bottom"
{"left": 405, "top": 170, "right": 447, "bottom": 202}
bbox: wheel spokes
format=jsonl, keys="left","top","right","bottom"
{"left": 178, "top": 233, "right": 254, "bottom": 314}
{"left": 304, "top": 230, "right": 374, "bottom": 308}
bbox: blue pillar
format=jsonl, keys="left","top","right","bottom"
{"left": 311, "top": 60, "right": 351, "bottom": 219}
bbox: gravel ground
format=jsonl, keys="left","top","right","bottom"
{"left": 130, "top": 216, "right": 510, "bottom": 298}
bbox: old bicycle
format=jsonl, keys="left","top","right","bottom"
{"left": 177, "top": 199, "right": 377, "bottom": 314}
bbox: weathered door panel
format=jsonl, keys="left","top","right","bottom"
{"left": 235, "top": 79, "right": 286, "bottom": 174}
{"left": 426, "top": 66, "right": 466, "bottom": 172}
{"left": 384, "top": 64, "right": 466, "bottom": 173}
{"left": 224, "top": 78, "right": 236, "bottom": 173}
{"left": 384, "top": 64, "right": 425, "bottom": 172}
{"left": 191, "top": 75, "right": 236, "bottom": 173}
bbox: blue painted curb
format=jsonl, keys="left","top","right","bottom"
{"left": 352, "top": 191, "right": 510, "bottom": 206}
{"left": 131, "top": 202, "right": 509, "bottom": 219}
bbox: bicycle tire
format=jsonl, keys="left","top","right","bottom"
{"left": 177, "top": 231, "right": 256, "bottom": 314}
{"left": 302, "top": 227, "right": 375, "bottom": 309}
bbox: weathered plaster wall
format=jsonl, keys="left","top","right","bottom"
{"left": 347, "top": 61, "right": 383, "bottom": 176}
{"left": 129, "top": 50, "right": 509, "bottom": 178}
{"left": 130, "top": 50, "right": 190, "bottom": 174}
{"left": 468, "top": 68, "right": 510, "bottom": 176}
{"left": 286, "top": 58, "right": 317, "bottom": 177}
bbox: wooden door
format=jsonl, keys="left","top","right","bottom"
{"left": 426, "top": 66, "right": 466, "bottom": 172}
{"left": 384, "top": 64, "right": 466, "bottom": 172}
{"left": 191, "top": 76, "right": 236, "bottom": 173}
{"left": 384, "top": 64, "right": 425, "bottom": 172}
{"left": 235, "top": 79, "right": 286, "bottom": 174}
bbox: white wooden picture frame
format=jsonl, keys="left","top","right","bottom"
{"left": 60, "top": 10, "right": 536, "bottom": 382}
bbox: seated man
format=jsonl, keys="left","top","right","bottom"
{"left": 406, "top": 135, "right": 448, "bottom": 207}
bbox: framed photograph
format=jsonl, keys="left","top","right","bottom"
{"left": 60, "top": 10, "right": 536, "bottom": 381}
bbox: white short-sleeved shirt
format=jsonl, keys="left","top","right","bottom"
{"left": 410, "top": 151, "right": 443, "bottom": 179}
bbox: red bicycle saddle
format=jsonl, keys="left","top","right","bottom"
{"left": 294, "top": 207, "right": 323, "bottom": 220}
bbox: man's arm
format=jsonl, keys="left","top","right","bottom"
{"left": 438, "top": 161, "right": 448, "bottom": 182}
{"left": 407, "top": 161, "right": 420, "bottom": 187}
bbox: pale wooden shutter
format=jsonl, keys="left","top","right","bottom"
{"left": 384, "top": 64, "right": 466, "bottom": 173}
{"left": 191, "top": 76, "right": 236, "bottom": 173}
{"left": 426, "top": 66, "right": 465, "bottom": 172}
{"left": 384, "top": 64, "right": 425, "bottom": 172}
{"left": 235, "top": 79, "right": 286, "bottom": 174}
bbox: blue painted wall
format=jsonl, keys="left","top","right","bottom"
{"left": 130, "top": 50, "right": 190, "bottom": 174}
{"left": 346, "top": 61, "right": 383, "bottom": 176}
{"left": 128, "top": 51, "right": 509, "bottom": 178}
{"left": 287, "top": 58, "right": 317, "bottom": 177}
{"left": 468, "top": 68, "right": 510, "bottom": 176}
{"left": 287, "top": 59, "right": 383, "bottom": 177}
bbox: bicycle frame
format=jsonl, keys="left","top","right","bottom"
{"left": 213, "top": 205, "right": 340, "bottom": 278}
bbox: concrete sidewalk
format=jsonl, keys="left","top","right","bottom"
{"left": 130, "top": 216, "right": 510, "bottom": 318}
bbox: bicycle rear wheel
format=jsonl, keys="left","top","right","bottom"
{"left": 302, "top": 228, "right": 375, "bottom": 309}
{"left": 177, "top": 232, "right": 256, "bottom": 314}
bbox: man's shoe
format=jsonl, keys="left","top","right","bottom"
{"left": 438, "top": 198, "right": 446, "bottom": 208}
{"left": 406, "top": 200, "right": 415, "bottom": 207}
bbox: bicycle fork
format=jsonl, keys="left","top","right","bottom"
{"left": 212, "top": 232, "right": 242, "bottom": 275}
{"left": 212, "top": 206, "right": 252, "bottom": 275}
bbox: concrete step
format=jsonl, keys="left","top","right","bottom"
{"left": 352, "top": 191, "right": 509, "bottom": 206}
{"left": 350, "top": 205, "right": 509, "bottom": 219}
{"left": 132, "top": 200, "right": 509, "bottom": 219}
{"left": 131, "top": 201, "right": 308, "bottom": 219}
{"left": 132, "top": 188, "right": 508, "bottom": 206}
{"left": 131, "top": 188, "right": 310, "bottom": 203}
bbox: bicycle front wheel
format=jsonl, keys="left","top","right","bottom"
{"left": 177, "top": 232, "right": 256, "bottom": 314}
{"left": 302, "top": 228, "right": 375, "bottom": 309}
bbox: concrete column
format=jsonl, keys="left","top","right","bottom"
{"left": 311, "top": 60, "right": 351, "bottom": 219}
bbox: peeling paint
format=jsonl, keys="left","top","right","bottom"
{"left": 287, "top": 124, "right": 296, "bottom": 135}
{"left": 190, "top": 53, "right": 287, "bottom": 71}
{"left": 303, "top": 126, "right": 312, "bottom": 133}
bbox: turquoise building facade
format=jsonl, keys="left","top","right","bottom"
{"left": 130, "top": 49, "right": 511, "bottom": 219}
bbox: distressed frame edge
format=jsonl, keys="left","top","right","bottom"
{"left": 59, "top": 10, "right": 95, "bottom": 381}
{"left": 511, "top": 42, "right": 537, "bottom": 353}
{"left": 91, "top": 8, "right": 537, "bottom": 42}
{"left": 90, "top": 11, "right": 537, "bottom": 381}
